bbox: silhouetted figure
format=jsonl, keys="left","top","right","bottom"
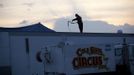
{"left": 72, "top": 14, "right": 83, "bottom": 33}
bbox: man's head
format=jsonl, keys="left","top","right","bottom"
{"left": 75, "top": 14, "right": 79, "bottom": 17}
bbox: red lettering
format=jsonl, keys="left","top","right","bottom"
{"left": 82, "top": 57, "right": 87, "bottom": 67}
{"left": 73, "top": 46, "right": 104, "bottom": 69}
{"left": 72, "top": 57, "right": 79, "bottom": 69}
{"left": 73, "top": 56, "right": 103, "bottom": 69}
{"left": 76, "top": 48, "right": 83, "bottom": 56}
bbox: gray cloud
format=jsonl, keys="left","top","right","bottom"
{"left": 22, "top": 3, "right": 34, "bottom": 7}
{"left": 119, "top": 23, "right": 134, "bottom": 33}
{"left": 68, "top": 0, "right": 87, "bottom": 17}
{"left": 0, "top": 4, "right": 4, "bottom": 8}
{"left": 53, "top": 18, "right": 70, "bottom": 32}
{"left": 53, "top": 17, "right": 134, "bottom": 33}
{"left": 19, "top": 20, "right": 32, "bottom": 26}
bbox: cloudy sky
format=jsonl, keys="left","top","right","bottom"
{"left": 0, "top": 0, "right": 134, "bottom": 32}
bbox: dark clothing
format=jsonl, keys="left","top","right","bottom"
{"left": 72, "top": 14, "right": 83, "bottom": 33}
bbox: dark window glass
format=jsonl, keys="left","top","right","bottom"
{"left": 115, "top": 48, "right": 122, "bottom": 56}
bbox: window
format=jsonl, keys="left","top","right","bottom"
{"left": 105, "top": 44, "right": 111, "bottom": 51}
{"left": 115, "top": 48, "right": 122, "bottom": 56}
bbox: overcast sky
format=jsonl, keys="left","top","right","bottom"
{"left": 0, "top": 0, "right": 134, "bottom": 32}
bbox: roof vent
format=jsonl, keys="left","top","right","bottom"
{"left": 117, "top": 29, "right": 123, "bottom": 34}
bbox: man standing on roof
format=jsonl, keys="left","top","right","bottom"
{"left": 72, "top": 14, "right": 83, "bottom": 33}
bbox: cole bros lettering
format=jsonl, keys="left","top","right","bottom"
{"left": 72, "top": 46, "right": 104, "bottom": 69}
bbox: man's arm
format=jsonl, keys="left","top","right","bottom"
{"left": 72, "top": 18, "right": 77, "bottom": 21}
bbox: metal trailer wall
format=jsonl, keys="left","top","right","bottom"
{"left": 9, "top": 32, "right": 134, "bottom": 75}
{"left": 128, "top": 44, "right": 134, "bottom": 75}
{"left": 0, "top": 32, "right": 11, "bottom": 75}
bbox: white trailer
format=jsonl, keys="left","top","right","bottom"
{"left": 9, "top": 32, "right": 134, "bottom": 75}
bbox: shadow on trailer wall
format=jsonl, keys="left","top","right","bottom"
{"left": 81, "top": 72, "right": 116, "bottom": 75}
{"left": 81, "top": 67, "right": 130, "bottom": 75}
{"left": 116, "top": 64, "right": 131, "bottom": 75}
{"left": 0, "top": 66, "right": 11, "bottom": 75}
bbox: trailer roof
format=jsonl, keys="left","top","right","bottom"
{"left": 9, "top": 32, "right": 134, "bottom": 37}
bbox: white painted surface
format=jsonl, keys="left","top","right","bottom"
{"left": 0, "top": 32, "right": 10, "bottom": 66}
{"left": 9, "top": 33, "right": 134, "bottom": 75}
